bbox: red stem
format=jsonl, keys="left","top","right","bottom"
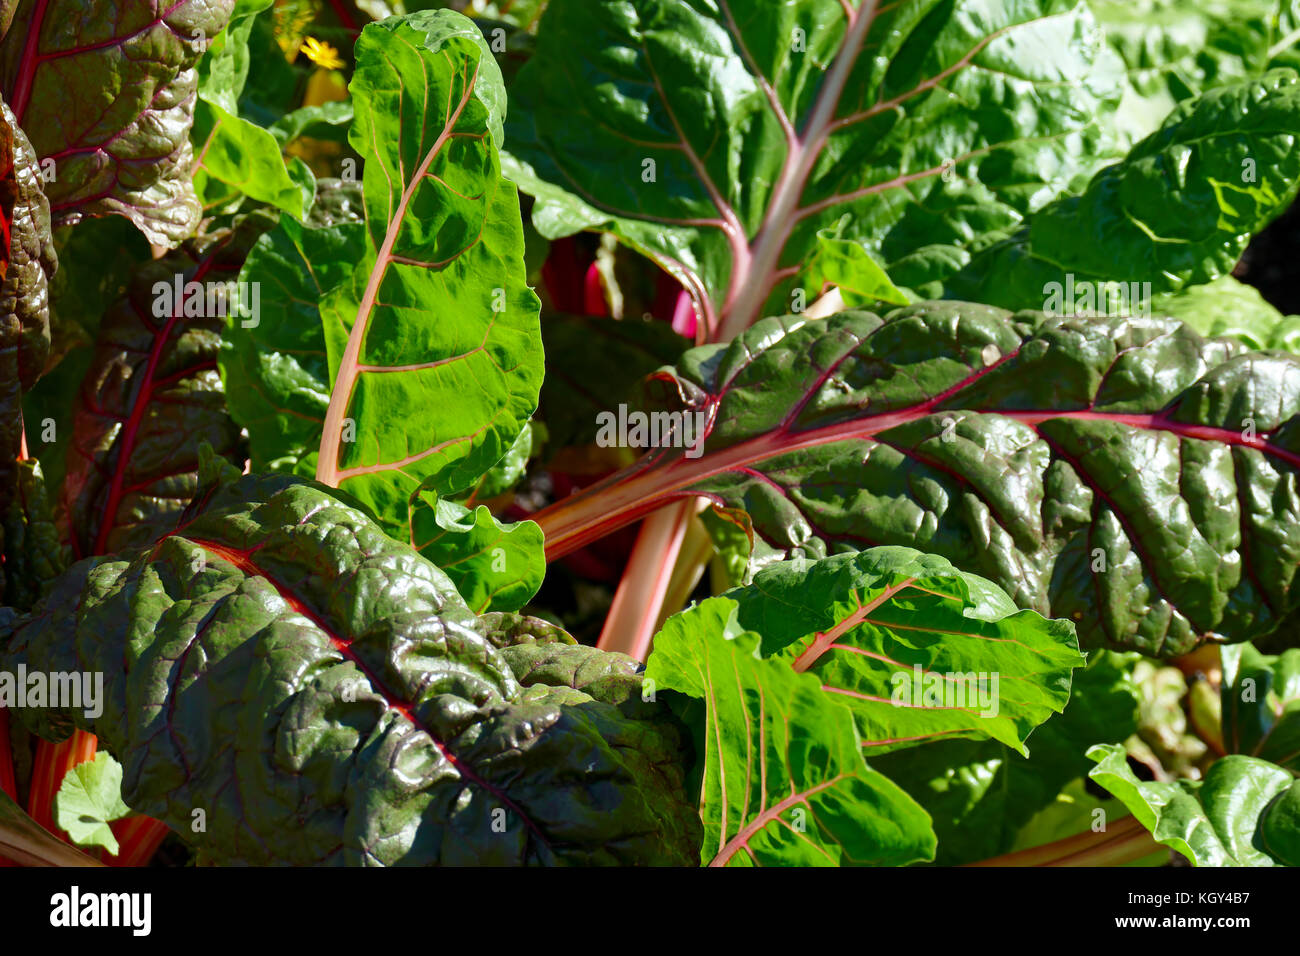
{"left": 28, "top": 731, "right": 97, "bottom": 836}
{"left": 326, "top": 0, "right": 361, "bottom": 33}
{"left": 597, "top": 500, "right": 696, "bottom": 658}
{"left": 105, "top": 816, "right": 171, "bottom": 867}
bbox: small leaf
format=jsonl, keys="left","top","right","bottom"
{"left": 53, "top": 752, "right": 131, "bottom": 855}
{"left": 806, "top": 228, "right": 910, "bottom": 308}
{"left": 410, "top": 492, "right": 545, "bottom": 613}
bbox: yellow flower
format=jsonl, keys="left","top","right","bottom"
{"left": 300, "top": 36, "right": 344, "bottom": 71}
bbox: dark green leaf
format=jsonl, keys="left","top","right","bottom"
{"left": 2, "top": 458, "right": 70, "bottom": 610}
{"left": 60, "top": 214, "right": 271, "bottom": 558}
{"left": 540, "top": 302, "right": 1300, "bottom": 655}
{"left": 539, "top": 312, "right": 686, "bottom": 456}
{"left": 0, "top": 98, "right": 55, "bottom": 603}
{"left": 1, "top": 473, "right": 702, "bottom": 865}
{"left": 505, "top": 0, "right": 1121, "bottom": 339}
{"left": 1222, "top": 641, "right": 1300, "bottom": 769}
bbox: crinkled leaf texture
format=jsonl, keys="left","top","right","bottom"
{"left": 0, "top": 474, "right": 702, "bottom": 865}
{"left": 947, "top": 70, "right": 1300, "bottom": 307}
{"left": 0, "top": 0, "right": 236, "bottom": 244}
{"left": 60, "top": 214, "right": 270, "bottom": 560}
{"left": 0, "top": 97, "right": 55, "bottom": 602}
{"left": 505, "top": 0, "right": 1121, "bottom": 337}
{"left": 1088, "top": 743, "right": 1299, "bottom": 866}
{"left": 3, "top": 458, "right": 70, "bottom": 610}
{"left": 715, "top": 548, "right": 1082, "bottom": 754}
{"left": 539, "top": 302, "right": 1300, "bottom": 656}
{"left": 646, "top": 596, "right": 936, "bottom": 867}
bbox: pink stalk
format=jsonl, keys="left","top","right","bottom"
{"left": 597, "top": 499, "right": 697, "bottom": 659}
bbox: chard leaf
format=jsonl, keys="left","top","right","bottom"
{"left": 718, "top": 548, "right": 1082, "bottom": 754}
{"left": 311, "top": 10, "right": 542, "bottom": 530}
{"left": 0, "top": 98, "right": 55, "bottom": 601}
{"left": 872, "top": 649, "right": 1141, "bottom": 864}
{"left": 0, "top": 0, "right": 237, "bottom": 244}
{"left": 2, "top": 458, "right": 70, "bottom": 610}
{"left": 53, "top": 751, "right": 131, "bottom": 855}
{"left": 646, "top": 596, "right": 936, "bottom": 866}
{"left": 191, "top": 0, "right": 317, "bottom": 219}
{"left": 1093, "top": 0, "right": 1300, "bottom": 145}
{"left": 455, "top": 419, "right": 533, "bottom": 502}
{"left": 1152, "top": 275, "right": 1300, "bottom": 353}
{"left": 479, "top": 612, "right": 655, "bottom": 714}
{"left": 197, "top": 0, "right": 275, "bottom": 115}
{"left": 226, "top": 173, "right": 541, "bottom": 609}
{"left": 1088, "top": 742, "right": 1299, "bottom": 865}
{"left": 505, "top": 0, "right": 1120, "bottom": 338}
{"left": 192, "top": 100, "right": 317, "bottom": 219}
{"left": 1222, "top": 641, "right": 1300, "bottom": 770}
{"left": 0, "top": 473, "right": 702, "bottom": 865}
{"left": 538, "top": 302, "right": 1300, "bottom": 655}
{"left": 946, "top": 71, "right": 1300, "bottom": 308}
{"left": 0, "top": 99, "right": 53, "bottom": 395}
{"left": 221, "top": 203, "right": 366, "bottom": 478}
{"left": 410, "top": 492, "right": 544, "bottom": 613}
{"left": 61, "top": 213, "right": 271, "bottom": 559}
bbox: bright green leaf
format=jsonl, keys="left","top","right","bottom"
{"left": 646, "top": 597, "right": 936, "bottom": 866}
{"left": 54, "top": 752, "right": 132, "bottom": 855}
